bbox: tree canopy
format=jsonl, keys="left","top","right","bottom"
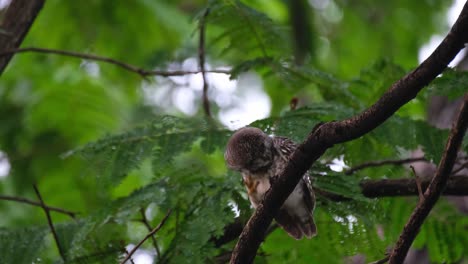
{"left": 0, "top": 1, "right": 467, "bottom": 263}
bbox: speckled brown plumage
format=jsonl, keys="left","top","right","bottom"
{"left": 225, "top": 127, "right": 317, "bottom": 239}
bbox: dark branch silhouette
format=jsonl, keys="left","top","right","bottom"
{"left": 120, "top": 209, "right": 172, "bottom": 264}
{"left": 388, "top": 94, "right": 468, "bottom": 263}
{"left": 230, "top": 2, "right": 468, "bottom": 263}
{"left": 451, "top": 159, "right": 468, "bottom": 174}
{"left": 33, "top": 184, "right": 67, "bottom": 262}
{"left": 198, "top": 8, "right": 212, "bottom": 117}
{"left": 0, "top": 0, "right": 45, "bottom": 75}
{"left": 0, "top": 195, "right": 78, "bottom": 218}
{"left": 139, "top": 208, "right": 161, "bottom": 261}
{"left": 0, "top": 47, "right": 231, "bottom": 78}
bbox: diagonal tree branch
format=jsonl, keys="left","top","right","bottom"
{"left": 0, "top": 194, "right": 78, "bottom": 218}
{"left": 0, "top": 47, "right": 231, "bottom": 78}
{"left": 139, "top": 208, "right": 162, "bottom": 261}
{"left": 120, "top": 209, "right": 172, "bottom": 264}
{"left": 230, "top": 2, "right": 468, "bottom": 263}
{"left": 0, "top": 0, "right": 45, "bottom": 75}
{"left": 388, "top": 94, "right": 468, "bottom": 263}
{"left": 33, "top": 184, "right": 67, "bottom": 262}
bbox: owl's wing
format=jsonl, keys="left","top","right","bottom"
{"left": 273, "top": 136, "right": 316, "bottom": 209}
{"left": 273, "top": 136, "right": 296, "bottom": 158}
{"left": 273, "top": 136, "right": 317, "bottom": 239}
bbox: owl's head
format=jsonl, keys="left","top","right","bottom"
{"left": 225, "top": 127, "right": 274, "bottom": 173}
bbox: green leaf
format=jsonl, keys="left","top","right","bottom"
{"left": 206, "top": 0, "right": 290, "bottom": 59}
{"left": 0, "top": 227, "right": 47, "bottom": 264}
{"left": 428, "top": 68, "right": 468, "bottom": 100}
{"left": 65, "top": 115, "right": 230, "bottom": 187}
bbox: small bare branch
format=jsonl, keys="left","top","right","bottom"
{"left": 0, "top": 47, "right": 231, "bottom": 78}
{"left": 139, "top": 208, "right": 161, "bottom": 261}
{"left": 0, "top": 194, "right": 77, "bottom": 218}
{"left": 369, "top": 255, "right": 389, "bottom": 264}
{"left": 409, "top": 166, "right": 424, "bottom": 202}
{"left": 120, "top": 209, "right": 172, "bottom": 264}
{"left": 123, "top": 248, "right": 135, "bottom": 264}
{"left": 198, "top": 8, "right": 212, "bottom": 117}
{"left": 33, "top": 184, "right": 67, "bottom": 262}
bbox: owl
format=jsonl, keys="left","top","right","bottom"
{"left": 225, "top": 127, "right": 317, "bottom": 239}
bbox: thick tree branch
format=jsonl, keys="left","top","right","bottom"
{"left": 120, "top": 209, "right": 172, "bottom": 264}
{"left": 388, "top": 95, "right": 468, "bottom": 263}
{"left": 0, "top": 0, "right": 45, "bottom": 75}
{"left": 0, "top": 47, "right": 231, "bottom": 78}
{"left": 198, "top": 8, "right": 212, "bottom": 117}
{"left": 230, "top": 3, "right": 468, "bottom": 263}
{"left": 33, "top": 184, "right": 66, "bottom": 262}
{"left": 0, "top": 194, "right": 78, "bottom": 218}
{"left": 359, "top": 176, "right": 468, "bottom": 198}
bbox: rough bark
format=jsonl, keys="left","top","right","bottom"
{"left": 0, "top": 0, "right": 45, "bottom": 75}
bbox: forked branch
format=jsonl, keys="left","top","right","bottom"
{"left": 388, "top": 95, "right": 468, "bottom": 263}
{"left": 120, "top": 209, "right": 172, "bottom": 264}
{"left": 0, "top": 47, "right": 230, "bottom": 78}
{"left": 33, "top": 184, "right": 66, "bottom": 262}
{"left": 0, "top": 194, "right": 77, "bottom": 218}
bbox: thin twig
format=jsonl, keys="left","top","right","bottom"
{"left": 345, "top": 157, "right": 427, "bottom": 175}
{"left": 369, "top": 256, "right": 389, "bottom": 264}
{"left": 0, "top": 47, "right": 231, "bottom": 78}
{"left": 0, "top": 194, "right": 77, "bottom": 218}
{"left": 139, "top": 208, "right": 161, "bottom": 261}
{"left": 389, "top": 94, "right": 468, "bottom": 263}
{"left": 409, "top": 166, "right": 424, "bottom": 202}
{"left": 123, "top": 248, "right": 135, "bottom": 264}
{"left": 198, "top": 8, "right": 212, "bottom": 117}
{"left": 33, "top": 184, "right": 67, "bottom": 262}
{"left": 120, "top": 209, "right": 172, "bottom": 264}
{"left": 451, "top": 159, "right": 468, "bottom": 174}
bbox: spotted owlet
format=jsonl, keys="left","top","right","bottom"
{"left": 225, "top": 127, "right": 317, "bottom": 239}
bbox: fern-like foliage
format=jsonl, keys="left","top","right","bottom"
{"left": 65, "top": 115, "right": 230, "bottom": 187}
{"left": 205, "top": 0, "right": 290, "bottom": 59}
{"left": 0, "top": 227, "right": 48, "bottom": 264}
{"left": 428, "top": 68, "right": 468, "bottom": 100}
{"left": 204, "top": 0, "right": 361, "bottom": 108}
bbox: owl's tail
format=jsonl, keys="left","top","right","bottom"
{"left": 275, "top": 209, "right": 317, "bottom": 240}
{"left": 302, "top": 217, "right": 317, "bottom": 238}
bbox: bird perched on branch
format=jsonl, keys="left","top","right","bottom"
{"left": 225, "top": 127, "right": 317, "bottom": 239}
